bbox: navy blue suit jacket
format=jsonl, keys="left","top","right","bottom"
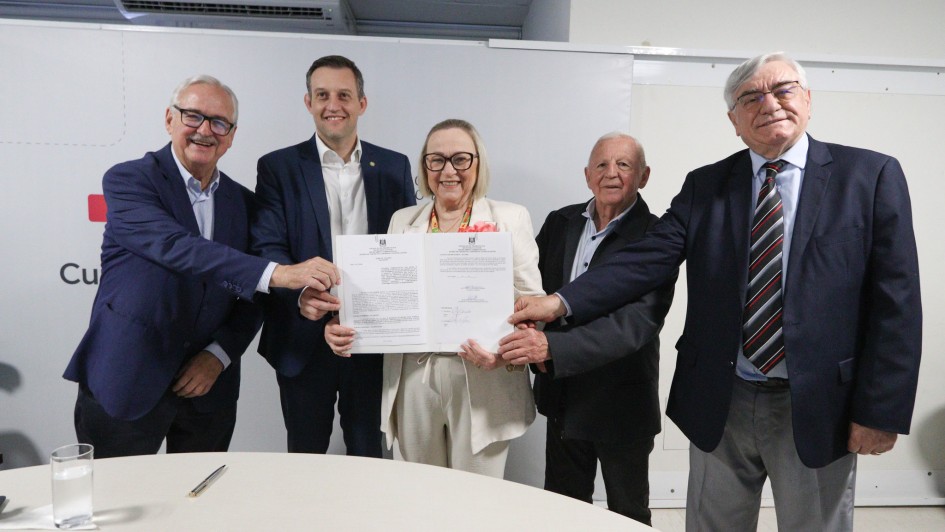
{"left": 558, "top": 136, "right": 922, "bottom": 468}
{"left": 64, "top": 144, "right": 269, "bottom": 421}
{"left": 252, "top": 136, "right": 416, "bottom": 377}
{"left": 534, "top": 197, "right": 675, "bottom": 443}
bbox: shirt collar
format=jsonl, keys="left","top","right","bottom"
{"left": 582, "top": 197, "right": 637, "bottom": 230}
{"left": 314, "top": 134, "right": 362, "bottom": 165}
{"left": 171, "top": 148, "right": 219, "bottom": 195}
{"left": 749, "top": 133, "right": 809, "bottom": 177}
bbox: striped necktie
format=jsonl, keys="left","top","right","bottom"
{"left": 743, "top": 160, "right": 787, "bottom": 374}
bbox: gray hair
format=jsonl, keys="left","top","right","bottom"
{"left": 724, "top": 52, "right": 808, "bottom": 110}
{"left": 417, "top": 119, "right": 491, "bottom": 201}
{"left": 169, "top": 75, "right": 239, "bottom": 123}
{"left": 588, "top": 131, "right": 647, "bottom": 169}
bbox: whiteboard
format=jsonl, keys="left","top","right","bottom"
{"left": 0, "top": 19, "right": 631, "bottom": 490}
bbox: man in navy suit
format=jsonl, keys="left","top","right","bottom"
{"left": 500, "top": 133, "right": 674, "bottom": 525}
{"left": 507, "top": 52, "right": 921, "bottom": 530}
{"left": 65, "top": 75, "right": 338, "bottom": 458}
{"left": 253, "top": 56, "right": 416, "bottom": 456}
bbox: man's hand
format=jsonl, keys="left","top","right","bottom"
{"left": 498, "top": 326, "right": 550, "bottom": 366}
{"left": 508, "top": 294, "right": 566, "bottom": 325}
{"left": 271, "top": 257, "right": 339, "bottom": 291}
{"left": 172, "top": 351, "right": 224, "bottom": 398}
{"left": 459, "top": 339, "right": 502, "bottom": 371}
{"left": 324, "top": 316, "right": 355, "bottom": 358}
{"left": 848, "top": 421, "right": 898, "bottom": 456}
{"left": 299, "top": 288, "right": 340, "bottom": 321}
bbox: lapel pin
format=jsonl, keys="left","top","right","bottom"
{"left": 369, "top": 161, "right": 376, "bottom": 167}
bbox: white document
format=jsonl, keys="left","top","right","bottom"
{"left": 336, "top": 232, "right": 514, "bottom": 353}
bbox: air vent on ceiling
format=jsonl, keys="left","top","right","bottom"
{"left": 114, "top": 0, "right": 354, "bottom": 33}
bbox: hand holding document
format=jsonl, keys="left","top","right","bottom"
{"left": 325, "top": 316, "right": 354, "bottom": 357}
{"left": 299, "top": 287, "right": 340, "bottom": 321}
{"left": 270, "top": 257, "right": 339, "bottom": 291}
{"left": 334, "top": 232, "right": 514, "bottom": 353}
{"left": 458, "top": 338, "right": 504, "bottom": 370}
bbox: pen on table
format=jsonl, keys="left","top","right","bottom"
{"left": 188, "top": 465, "right": 226, "bottom": 497}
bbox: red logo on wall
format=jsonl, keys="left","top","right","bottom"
{"left": 88, "top": 194, "right": 107, "bottom": 222}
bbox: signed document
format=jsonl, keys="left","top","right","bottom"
{"left": 335, "top": 232, "right": 513, "bottom": 353}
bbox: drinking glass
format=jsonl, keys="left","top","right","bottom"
{"left": 50, "top": 443, "right": 94, "bottom": 529}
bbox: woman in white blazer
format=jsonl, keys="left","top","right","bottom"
{"left": 325, "top": 119, "right": 543, "bottom": 477}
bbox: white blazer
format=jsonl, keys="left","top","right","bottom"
{"left": 381, "top": 197, "right": 544, "bottom": 454}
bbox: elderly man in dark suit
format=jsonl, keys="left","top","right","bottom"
{"left": 253, "top": 55, "right": 416, "bottom": 456}
{"left": 65, "top": 75, "right": 336, "bottom": 458}
{"left": 500, "top": 133, "right": 674, "bottom": 525}
{"left": 506, "top": 52, "right": 922, "bottom": 531}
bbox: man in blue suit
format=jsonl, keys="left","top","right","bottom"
{"left": 253, "top": 56, "right": 416, "bottom": 456}
{"left": 507, "top": 52, "right": 922, "bottom": 530}
{"left": 65, "top": 75, "right": 338, "bottom": 458}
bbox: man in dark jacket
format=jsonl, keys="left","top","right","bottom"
{"left": 500, "top": 133, "right": 674, "bottom": 524}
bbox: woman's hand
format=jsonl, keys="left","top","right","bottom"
{"left": 324, "top": 316, "right": 356, "bottom": 358}
{"left": 458, "top": 339, "right": 502, "bottom": 370}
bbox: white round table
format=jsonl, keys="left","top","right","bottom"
{"left": 0, "top": 452, "right": 652, "bottom": 530}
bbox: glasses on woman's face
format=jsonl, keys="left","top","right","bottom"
{"left": 173, "top": 105, "right": 236, "bottom": 136}
{"left": 423, "top": 152, "right": 478, "bottom": 172}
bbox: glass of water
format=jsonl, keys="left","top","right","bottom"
{"left": 50, "top": 443, "right": 94, "bottom": 529}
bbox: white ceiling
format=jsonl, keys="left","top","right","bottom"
{"left": 0, "top": 0, "right": 536, "bottom": 39}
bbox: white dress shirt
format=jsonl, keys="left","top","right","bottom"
{"left": 570, "top": 198, "right": 636, "bottom": 282}
{"left": 315, "top": 134, "right": 370, "bottom": 243}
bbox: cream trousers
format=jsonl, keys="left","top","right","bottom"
{"left": 393, "top": 353, "right": 509, "bottom": 478}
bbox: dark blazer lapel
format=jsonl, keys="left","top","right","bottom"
{"left": 786, "top": 136, "right": 832, "bottom": 291}
{"left": 596, "top": 196, "right": 652, "bottom": 261}
{"left": 155, "top": 144, "right": 200, "bottom": 234}
{"left": 360, "top": 143, "right": 384, "bottom": 234}
{"left": 212, "top": 175, "right": 238, "bottom": 247}
{"left": 298, "top": 136, "right": 333, "bottom": 260}
{"left": 727, "top": 153, "right": 754, "bottom": 290}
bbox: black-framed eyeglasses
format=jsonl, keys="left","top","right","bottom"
{"left": 173, "top": 105, "right": 236, "bottom": 136}
{"left": 733, "top": 81, "right": 803, "bottom": 111}
{"left": 423, "top": 152, "right": 478, "bottom": 172}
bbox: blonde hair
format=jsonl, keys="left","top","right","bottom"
{"left": 417, "top": 119, "right": 490, "bottom": 200}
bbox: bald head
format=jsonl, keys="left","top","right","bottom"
{"left": 585, "top": 132, "right": 650, "bottom": 217}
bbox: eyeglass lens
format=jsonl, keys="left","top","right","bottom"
{"left": 177, "top": 107, "right": 233, "bottom": 135}
{"left": 737, "top": 82, "right": 799, "bottom": 109}
{"left": 424, "top": 152, "right": 475, "bottom": 171}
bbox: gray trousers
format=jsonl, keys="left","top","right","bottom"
{"left": 686, "top": 378, "right": 856, "bottom": 532}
